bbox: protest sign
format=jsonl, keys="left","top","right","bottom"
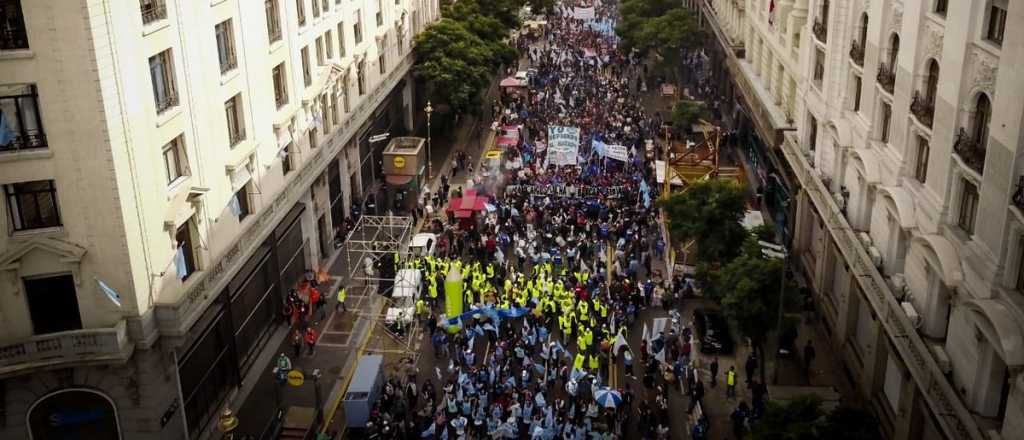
{"left": 545, "top": 125, "right": 580, "bottom": 166}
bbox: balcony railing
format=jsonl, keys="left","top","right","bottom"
{"left": 849, "top": 39, "right": 865, "bottom": 67}
{"left": 877, "top": 62, "right": 896, "bottom": 94}
{"left": 953, "top": 127, "right": 986, "bottom": 174}
{"left": 140, "top": 1, "right": 167, "bottom": 25}
{"left": 220, "top": 56, "right": 238, "bottom": 74}
{"left": 155, "top": 52, "right": 419, "bottom": 337}
{"left": 812, "top": 19, "right": 828, "bottom": 43}
{"left": 910, "top": 91, "right": 934, "bottom": 128}
{"left": 0, "top": 321, "right": 133, "bottom": 375}
{"left": 155, "top": 92, "right": 179, "bottom": 114}
{"left": 779, "top": 134, "right": 985, "bottom": 440}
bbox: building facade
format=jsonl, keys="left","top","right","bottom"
{"left": 703, "top": 0, "right": 1023, "bottom": 439}
{"left": 0, "top": 0, "right": 438, "bottom": 438}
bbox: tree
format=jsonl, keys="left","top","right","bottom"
{"left": 413, "top": 19, "right": 503, "bottom": 115}
{"left": 749, "top": 396, "right": 881, "bottom": 440}
{"left": 750, "top": 395, "right": 824, "bottom": 440}
{"left": 660, "top": 179, "right": 748, "bottom": 264}
{"left": 671, "top": 100, "right": 711, "bottom": 134}
{"left": 617, "top": 2, "right": 704, "bottom": 80}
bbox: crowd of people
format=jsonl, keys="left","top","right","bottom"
{"left": 360, "top": 1, "right": 751, "bottom": 439}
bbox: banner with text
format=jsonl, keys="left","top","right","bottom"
{"left": 546, "top": 125, "right": 581, "bottom": 167}
{"left": 572, "top": 6, "right": 596, "bottom": 20}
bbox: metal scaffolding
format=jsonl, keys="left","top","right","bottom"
{"left": 343, "top": 214, "right": 415, "bottom": 285}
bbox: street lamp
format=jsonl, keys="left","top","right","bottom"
{"left": 425, "top": 101, "right": 434, "bottom": 181}
{"left": 217, "top": 407, "right": 239, "bottom": 440}
{"left": 759, "top": 240, "right": 788, "bottom": 385}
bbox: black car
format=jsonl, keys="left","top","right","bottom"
{"left": 693, "top": 309, "right": 735, "bottom": 354}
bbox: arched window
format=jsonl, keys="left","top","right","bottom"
{"left": 972, "top": 94, "right": 992, "bottom": 148}
{"left": 925, "top": 59, "right": 940, "bottom": 105}
{"left": 888, "top": 34, "right": 900, "bottom": 67}
{"left": 859, "top": 13, "right": 869, "bottom": 46}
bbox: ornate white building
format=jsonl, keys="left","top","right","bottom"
{"left": 702, "top": 0, "right": 1023, "bottom": 439}
{"left": 0, "top": 0, "right": 437, "bottom": 438}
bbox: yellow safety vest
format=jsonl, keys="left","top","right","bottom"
{"left": 727, "top": 370, "right": 736, "bottom": 386}
{"left": 589, "top": 355, "right": 599, "bottom": 370}
{"left": 337, "top": 287, "right": 347, "bottom": 303}
{"left": 574, "top": 353, "right": 586, "bottom": 370}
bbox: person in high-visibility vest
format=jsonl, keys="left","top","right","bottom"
{"left": 335, "top": 285, "right": 347, "bottom": 312}
{"left": 726, "top": 366, "right": 737, "bottom": 399}
{"left": 588, "top": 353, "right": 599, "bottom": 371}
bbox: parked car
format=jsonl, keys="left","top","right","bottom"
{"left": 693, "top": 308, "right": 735, "bottom": 354}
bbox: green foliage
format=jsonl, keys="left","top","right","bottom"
{"left": 413, "top": 0, "right": 520, "bottom": 115}
{"left": 749, "top": 396, "right": 881, "bottom": 440}
{"left": 617, "top": 0, "right": 703, "bottom": 62}
{"left": 525, "top": 0, "right": 556, "bottom": 16}
{"left": 712, "top": 251, "right": 786, "bottom": 347}
{"left": 670, "top": 100, "right": 711, "bottom": 133}
{"left": 660, "top": 179, "right": 748, "bottom": 264}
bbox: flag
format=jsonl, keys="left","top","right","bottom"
{"left": 174, "top": 244, "right": 188, "bottom": 280}
{"left": 95, "top": 278, "right": 122, "bottom": 308}
{"left": 0, "top": 111, "right": 15, "bottom": 146}
{"left": 613, "top": 331, "right": 629, "bottom": 355}
{"left": 641, "top": 323, "right": 649, "bottom": 343}
{"left": 229, "top": 194, "right": 242, "bottom": 217}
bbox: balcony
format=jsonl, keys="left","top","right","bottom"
{"left": 0, "top": 84, "right": 48, "bottom": 152}
{"left": 953, "top": 128, "right": 986, "bottom": 174}
{"left": 0, "top": 0, "right": 29, "bottom": 50}
{"left": 877, "top": 62, "right": 896, "bottom": 94}
{"left": 812, "top": 19, "right": 828, "bottom": 43}
{"left": 910, "top": 91, "right": 934, "bottom": 128}
{"left": 779, "top": 134, "right": 986, "bottom": 440}
{"left": 155, "top": 92, "right": 178, "bottom": 114}
{"left": 0, "top": 320, "right": 133, "bottom": 377}
{"left": 140, "top": 0, "right": 167, "bottom": 25}
{"left": 849, "top": 39, "right": 865, "bottom": 67}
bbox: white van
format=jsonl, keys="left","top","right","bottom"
{"left": 409, "top": 233, "right": 437, "bottom": 257}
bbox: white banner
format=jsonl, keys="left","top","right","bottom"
{"left": 545, "top": 125, "right": 580, "bottom": 166}
{"left": 606, "top": 144, "right": 629, "bottom": 162}
{"left": 573, "top": 6, "right": 596, "bottom": 20}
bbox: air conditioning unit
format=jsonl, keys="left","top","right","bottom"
{"left": 858, "top": 232, "right": 873, "bottom": 248}
{"left": 901, "top": 301, "right": 922, "bottom": 329}
{"left": 888, "top": 274, "right": 906, "bottom": 293}
{"left": 869, "top": 246, "right": 883, "bottom": 268}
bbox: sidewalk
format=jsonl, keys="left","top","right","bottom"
{"left": 226, "top": 82, "right": 497, "bottom": 439}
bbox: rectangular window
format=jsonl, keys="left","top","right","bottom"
{"left": 24, "top": 275, "right": 81, "bottom": 335}
{"left": 215, "top": 20, "right": 238, "bottom": 74}
{"left": 326, "top": 30, "right": 334, "bottom": 58}
{"left": 272, "top": 63, "right": 288, "bottom": 108}
{"left": 342, "top": 77, "right": 350, "bottom": 112}
{"left": 233, "top": 186, "right": 251, "bottom": 221}
{"left": 301, "top": 46, "right": 312, "bottom": 86}
{"left": 813, "top": 48, "right": 825, "bottom": 84}
{"left": 282, "top": 142, "right": 294, "bottom": 175}
{"left": 330, "top": 85, "right": 340, "bottom": 125}
{"left": 357, "top": 62, "right": 366, "bottom": 95}
{"left": 225, "top": 94, "right": 246, "bottom": 146}
{"left": 986, "top": 3, "right": 1007, "bottom": 45}
{"left": 1016, "top": 236, "right": 1024, "bottom": 292}
{"left": 149, "top": 49, "right": 178, "bottom": 113}
{"left": 852, "top": 74, "right": 863, "bottom": 112}
{"left": 914, "top": 135, "right": 929, "bottom": 182}
{"left": 163, "top": 135, "right": 189, "bottom": 185}
{"left": 311, "top": 0, "right": 320, "bottom": 18}
{"left": 266, "top": 0, "right": 282, "bottom": 43}
{"left": 880, "top": 101, "right": 892, "bottom": 143}
{"left": 175, "top": 221, "right": 197, "bottom": 280}
{"left": 140, "top": 0, "right": 168, "bottom": 25}
{"left": 958, "top": 179, "right": 979, "bottom": 235}
{"left": 296, "top": 0, "right": 306, "bottom": 26}
{"left": 935, "top": 0, "right": 948, "bottom": 15}
{"left": 316, "top": 37, "right": 325, "bottom": 65}
{"left": 808, "top": 114, "right": 818, "bottom": 151}
{"left": 322, "top": 0, "right": 330, "bottom": 13}
{"left": 354, "top": 11, "right": 363, "bottom": 44}
{"left": 0, "top": 84, "right": 48, "bottom": 152}
{"left": 320, "top": 94, "right": 331, "bottom": 132}
{"left": 379, "top": 51, "right": 386, "bottom": 75}
{"left": 5, "top": 180, "right": 62, "bottom": 231}
{"left": 338, "top": 23, "right": 346, "bottom": 56}
{"left": 309, "top": 125, "right": 318, "bottom": 149}
{"left": 376, "top": 0, "right": 384, "bottom": 27}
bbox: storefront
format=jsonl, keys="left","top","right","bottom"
{"left": 176, "top": 203, "right": 308, "bottom": 438}
{"left": 28, "top": 389, "right": 121, "bottom": 440}
{"left": 382, "top": 137, "right": 427, "bottom": 212}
